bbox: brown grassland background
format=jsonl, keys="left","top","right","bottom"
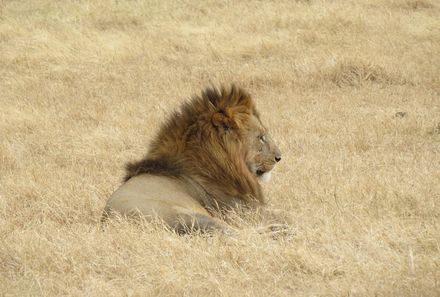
{"left": 1, "top": 0, "right": 440, "bottom": 296}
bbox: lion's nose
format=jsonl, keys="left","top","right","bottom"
{"left": 275, "top": 156, "right": 281, "bottom": 162}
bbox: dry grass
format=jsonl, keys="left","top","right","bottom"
{"left": 1, "top": 0, "right": 440, "bottom": 296}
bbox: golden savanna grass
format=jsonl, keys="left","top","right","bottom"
{"left": 1, "top": 0, "right": 439, "bottom": 296}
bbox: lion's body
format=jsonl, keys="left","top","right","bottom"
{"left": 104, "top": 174, "right": 230, "bottom": 233}
{"left": 103, "top": 85, "right": 281, "bottom": 233}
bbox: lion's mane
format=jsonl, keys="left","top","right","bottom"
{"left": 124, "top": 85, "right": 264, "bottom": 211}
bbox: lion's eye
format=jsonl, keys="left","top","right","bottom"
{"left": 259, "top": 135, "right": 266, "bottom": 143}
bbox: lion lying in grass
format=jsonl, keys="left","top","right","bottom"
{"left": 103, "top": 85, "right": 282, "bottom": 234}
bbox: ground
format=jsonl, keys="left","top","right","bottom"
{"left": 1, "top": 0, "right": 439, "bottom": 296}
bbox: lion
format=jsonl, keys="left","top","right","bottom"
{"left": 102, "top": 85, "right": 282, "bottom": 234}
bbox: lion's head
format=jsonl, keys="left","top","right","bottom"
{"left": 242, "top": 116, "right": 281, "bottom": 183}
{"left": 125, "top": 85, "right": 281, "bottom": 210}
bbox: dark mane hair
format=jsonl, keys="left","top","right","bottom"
{"left": 124, "top": 85, "right": 264, "bottom": 209}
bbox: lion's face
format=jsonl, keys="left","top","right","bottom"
{"left": 244, "top": 115, "right": 281, "bottom": 183}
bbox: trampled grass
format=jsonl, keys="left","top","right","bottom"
{"left": 1, "top": 0, "right": 439, "bottom": 296}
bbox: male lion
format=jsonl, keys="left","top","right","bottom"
{"left": 103, "top": 85, "right": 282, "bottom": 234}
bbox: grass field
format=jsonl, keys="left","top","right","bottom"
{"left": 1, "top": 0, "right": 440, "bottom": 296}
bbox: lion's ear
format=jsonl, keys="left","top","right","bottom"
{"left": 212, "top": 109, "right": 238, "bottom": 130}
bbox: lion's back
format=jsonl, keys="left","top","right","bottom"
{"left": 104, "top": 174, "right": 208, "bottom": 219}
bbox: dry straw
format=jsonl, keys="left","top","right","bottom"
{"left": 1, "top": 0, "right": 439, "bottom": 296}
